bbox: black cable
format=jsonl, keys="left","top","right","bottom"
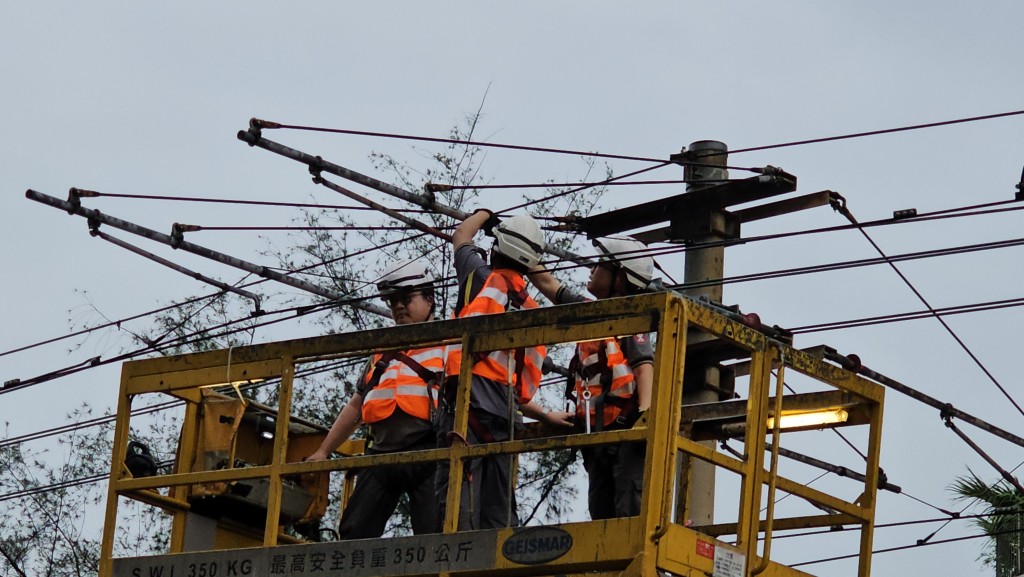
{"left": 440, "top": 178, "right": 741, "bottom": 191}
{"left": 789, "top": 526, "right": 1024, "bottom": 568}
{"left": 730, "top": 109, "right": 1024, "bottom": 155}
{"left": 1, "top": 291, "right": 374, "bottom": 396}
{"left": 0, "top": 231, "right": 427, "bottom": 361}
{"left": 88, "top": 192, "right": 432, "bottom": 214}
{"left": 498, "top": 161, "right": 674, "bottom": 214}
{"left": 0, "top": 473, "right": 108, "bottom": 504}
{"left": 790, "top": 295, "right": 1024, "bottom": 334}
{"left": 772, "top": 509, "right": 1024, "bottom": 541}
{"left": 259, "top": 119, "right": 671, "bottom": 164}
{"left": 0, "top": 355, "right": 366, "bottom": 450}
{"left": 188, "top": 225, "right": 425, "bottom": 232}
{"left": 687, "top": 235, "right": 1024, "bottom": 291}
{"left": 643, "top": 199, "right": 1024, "bottom": 255}
{"left": 838, "top": 204, "right": 1024, "bottom": 419}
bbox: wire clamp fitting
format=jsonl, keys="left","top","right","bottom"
{"left": 66, "top": 187, "right": 84, "bottom": 213}
{"left": 667, "top": 147, "right": 688, "bottom": 166}
{"left": 308, "top": 155, "right": 326, "bottom": 183}
{"left": 87, "top": 213, "right": 102, "bottom": 236}
{"left": 170, "top": 223, "right": 197, "bottom": 248}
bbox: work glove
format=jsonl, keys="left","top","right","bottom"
{"left": 475, "top": 208, "right": 502, "bottom": 237}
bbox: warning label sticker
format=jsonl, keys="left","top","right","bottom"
{"left": 696, "top": 540, "right": 715, "bottom": 559}
{"left": 713, "top": 546, "right": 746, "bottom": 577}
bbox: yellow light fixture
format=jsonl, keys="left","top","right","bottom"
{"left": 199, "top": 378, "right": 265, "bottom": 389}
{"left": 767, "top": 408, "right": 849, "bottom": 430}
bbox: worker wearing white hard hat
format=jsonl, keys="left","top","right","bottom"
{"left": 437, "top": 209, "right": 573, "bottom": 531}
{"left": 527, "top": 236, "right": 656, "bottom": 520}
{"left": 307, "top": 259, "right": 442, "bottom": 538}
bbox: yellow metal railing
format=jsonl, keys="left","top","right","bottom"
{"left": 99, "top": 292, "right": 884, "bottom": 577}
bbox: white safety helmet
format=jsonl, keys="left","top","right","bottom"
{"left": 376, "top": 259, "right": 435, "bottom": 295}
{"left": 493, "top": 214, "right": 545, "bottom": 269}
{"left": 592, "top": 237, "right": 654, "bottom": 290}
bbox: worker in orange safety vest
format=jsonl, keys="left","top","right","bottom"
{"left": 528, "top": 236, "right": 655, "bottom": 520}
{"left": 307, "top": 259, "right": 443, "bottom": 538}
{"left": 437, "top": 209, "right": 573, "bottom": 530}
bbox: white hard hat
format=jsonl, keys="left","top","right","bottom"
{"left": 493, "top": 214, "right": 545, "bottom": 269}
{"left": 592, "top": 237, "right": 654, "bottom": 289}
{"left": 377, "top": 260, "right": 435, "bottom": 295}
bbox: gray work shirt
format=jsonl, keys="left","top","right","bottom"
{"left": 555, "top": 286, "right": 655, "bottom": 366}
{"left": 453, "top": 243, "right": 525, "bottom": 422}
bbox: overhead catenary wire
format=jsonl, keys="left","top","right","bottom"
{"left": 91, "top": 228, "right": 262, "bottom": 311}
{"left": 16, "top": 185, "right": 1024, "bottom": 405}
{"left": 836, "top": 202, "right": 1024, "bottom": 419}
{"left": 251, "top": 118, "right": 671, "bottom": 164}
{"left": 771, "top": 509, "right": 1024, "bottom": 541}
{"left": 253, "top": 108, "right": 1024, "bottom": 168}
{"left": 175, "top": 225, "right": 425, "bottom": 233}
{"left": 25, "top": 189, "right": 392, "bottom": 318}
{"left": 499, "top": 161, "right": 674, "bottom": 215}
{"left": 237, "top": 128, "right": 592, "bottom": 266}
{"left": 78, "top": 190, "right": 433, "bottom": 213}
{"left": 0, "top": 229, "right": 425, "bottom": 361}
{"left": 789, "top": 525, "right": 1024, "bottom": 569}
{"left": 0, "top": 366, "right": 571, "bottom": 503}
{"left": 790, "top": 294, "right": 1024, "bottom": 334}
{"left": 433, "top": 177, "right": 736, "bottom": 191}
{"left": 1, "top": 287, "right": 385, "bottom": 395}
{"left": 0, "top": 355, "right": 368, "bottom": 450}
{"left": 3, "top": 263, "right": 465, "bottom": 397}
{"left": 729, "top": 108, "right": 1024, "bottom": 155}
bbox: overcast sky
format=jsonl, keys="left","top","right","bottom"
{"left": 3, "top": 2, "right": 1024, "bottom": 575}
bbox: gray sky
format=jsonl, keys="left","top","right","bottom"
{"left": 3, "top": 2, "right": 1024, "bottom": 575}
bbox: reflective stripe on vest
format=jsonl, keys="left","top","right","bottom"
{"left": 444, "top": 269, "right": 546, "bottom": 404}
{"left": 361, "top": 346, "right": 443, "bottom": 424}
{"left": 574, "top": 338, "right": 636, "bottom": 427}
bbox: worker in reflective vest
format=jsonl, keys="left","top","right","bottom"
{"left": 307, "top": 259, "right": 443, "bottom": 538}
{"left": 528, "top": 236, "right": 655, "bottom": 520}
{"left": 437, "top": 209, "right": 573, "bottom": 531}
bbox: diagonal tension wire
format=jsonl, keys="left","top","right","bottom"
{"left": 1, "top": 292, "right": 371, "bottom": 396}
{"left": 0, "top": 355, "right": 365, "bottom": 451}
{"left": 498, "top": 161, "right": 675, "bottom": 215}
{"left": 0, "top": 221, "right": 427, "bottom": 361}
{"left": 772, "top": 509, "right": 1024, "bottom": 541}
{"left": 789, "top": 526, "right": 1024, "bottom": 569}
{"left": 729, "top": 109, "right": 1024, "bottom": 155}
{"left": 253, "top": 118, "right": 670, "bottom": 164}
{"left": 837, "top": 203, "right": 1024, "bottom": 419}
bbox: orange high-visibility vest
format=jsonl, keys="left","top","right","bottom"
{"left": 361, "top": 346, "right": 443, "bottom": 423}
{"left": 573, "top": 338, "right": 637, "bottom": 428}
{"left": 444, "top": 269, "right": 545, "bottom": 404}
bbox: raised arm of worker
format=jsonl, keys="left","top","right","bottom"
{"left": 519, "top": 398, "right": 574, "bottom": 428}
{"left": 306, "top": 393, "right": 364, "bottom": 461}
{"left": 452, "top": 209, "right": 493, "bottom": 248}
{"left": 526, "top": 265, "right": 561, "bottom": 303}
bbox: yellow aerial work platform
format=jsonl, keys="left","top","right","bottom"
{"left": 99, "top": 292, "right": 885, "bottom": 577}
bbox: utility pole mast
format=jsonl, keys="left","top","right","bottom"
{"left": 678, "top": 140, "right": 729, "bottom": 527}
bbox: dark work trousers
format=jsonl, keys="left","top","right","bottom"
{"left": 581, "top": 431, "right": 645, "bottom": 520}
{"left": 337, "top": 435, "right": 438, "bottom": 539}
{"left": 435, "top": 408, "right": 518, "bottom": 530}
